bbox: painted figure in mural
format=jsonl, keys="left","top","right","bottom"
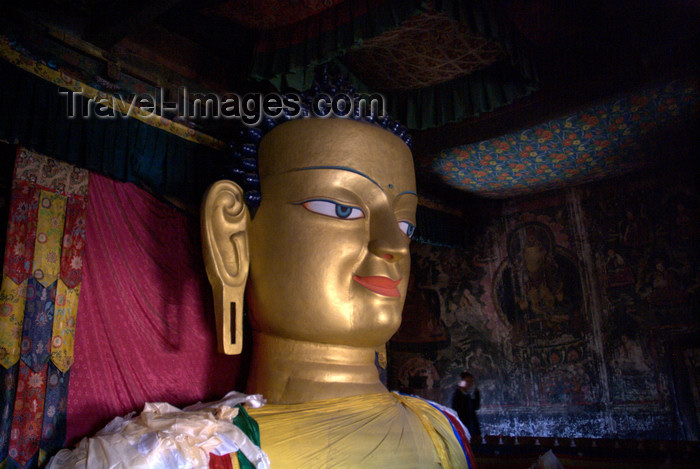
{"left": 611, "top": 333, "right": 651, "bottom": 375}
{"left": 391, "top": 266, "right": 449, "bottom": 351}
{"left": 397, "top": 356, "right": 443, "bottom": 402}
{"left": 515, "top": 226, "right": 567, "bottom": 320}
{"left": 604, "top": 248, "right": 635, "bottom": 287}
{"left": 495, "top": 221, "right": 582, "bottom": 340}
{"left": 639, "top": 256, "right": 689, "bottom": 306}
{"left": 201, "top": 118, "right": 472, "bottom": 467}
{"left": 464, "top": 344, "right": 502, "bottom": 406}
{"left": 673, "top": 201, "right": 694, "bottom": 243}
{"left": 620, "top": 208, "right": 651, "bottom": 248}
{"left": 452, "top": 371, "right": 481, "bottom": 445}
{"left": 467, "top": 345, "right": 496, "bottom": 378}
{"left": 491, "top": 221, "right": 589, "bottom": 406}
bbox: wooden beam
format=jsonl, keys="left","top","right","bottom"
{"left": 116, "top": 23, "right": 242, "bottom": 93}
{"left": 84, "top": 0, "right": 187, "bottom": 49}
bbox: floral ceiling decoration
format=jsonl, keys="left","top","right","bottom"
{"left": 421, "top": 79, "right": 698, "bottom": 198}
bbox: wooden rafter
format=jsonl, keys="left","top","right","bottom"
{"left": 84, "top": 0, "right": 188, "bottom": 49}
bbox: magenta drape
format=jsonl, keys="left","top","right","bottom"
{"left": 66, "top": 173, "right": 243, "bottom": 444}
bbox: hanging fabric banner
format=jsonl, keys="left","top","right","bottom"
{"left": 0, "top": 147, "right": 88, "bottom": 468}
{"left": 65, "top": 171, "right": 242, "bottom": 444}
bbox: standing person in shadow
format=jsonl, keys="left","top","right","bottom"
{"left": 453, "top": 371, "right": 482, "bottom": 445}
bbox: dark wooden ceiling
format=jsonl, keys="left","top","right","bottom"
{"left": 413, "top": 0, "right": 699, "bottom": 155}
{"left": 3, "top": 0, "right": 698, "bottom": 202}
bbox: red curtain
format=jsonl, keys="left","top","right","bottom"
{"left": 66, "top": 173, "right": 244, "bottom": 444}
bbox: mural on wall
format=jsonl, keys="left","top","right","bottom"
{"left": 389, "top": 168, "right": 698, "bottom": 439}
{"left": 684, "top": 348, "right": 700, "bottom": 433}
{"left": 493, "top": 219, "right": 595, "bottom": 406}
{"left": 583, "top": 178, "right": 699, "bottom": 407}
{"left": 495, "top": 221, "right": 582, "bottom": 342}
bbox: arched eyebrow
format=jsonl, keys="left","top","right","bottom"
{"left": 289, "top": 166, "right": 418, "bottom": 198}
{"left": 289, "top": 165, "right": 381, "bottom": 189}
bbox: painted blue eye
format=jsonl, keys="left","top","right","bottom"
{"left": 335, "top": 204, "right": 353, "bottom": 218}
{"left": 399, "top": 221, "right": 416, "bottom": 238}
{"left": 302, "top": 200, "right": 365, "bottom": 219}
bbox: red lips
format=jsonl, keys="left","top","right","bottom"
{"left": 353, "top": 275, "right": 401, "bottom": 297}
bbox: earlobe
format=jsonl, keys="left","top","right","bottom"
{"left": 201, "top": 180, "right": 250, "bottom": 355}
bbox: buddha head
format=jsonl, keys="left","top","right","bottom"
{"left": 202, "top": 118, "right": 417, "bottom": 354}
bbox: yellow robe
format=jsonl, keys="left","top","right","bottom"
{"left": 245, "top": 392, "right": 469, "bottom": 469}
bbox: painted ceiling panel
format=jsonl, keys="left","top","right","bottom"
{"left": 419, "top": 79, "right": 698, "bottom": 198}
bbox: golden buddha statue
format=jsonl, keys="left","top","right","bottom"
{"left": 49, "top": 117, "right": 472, "bottom": 469}
{"left": 202, "top": 118, "right": 473, "bottom": 468}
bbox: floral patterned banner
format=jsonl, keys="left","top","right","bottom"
{"left": 2, "top": 183, "right": 39, "bottom": 285}
{"left": 31, "top": 193, "right": 66, "bottom": 288}
{"left": 6, "top": 362, "right": 47, "bottom": 467}
{"left": 40, "top": 363, "right": 70, "bottom": 465}
{"left": 13, "top": 148, "right": 89, "bottom": 199}
{"left": 59, "top": 199, "right": 88, "bottom": 290}
{"left": 0, "top": 363, "right": 18, "bottom": 462}
{"left": 50, "top": 282, "right": 80, "bottom": 374}
{"left": 0, "top": 148, "right": 88, "bottom": 467}
{"left": 0, "top": 278, "right": 26, "bottom": 369}
{"left": 20, "top": 279, "right": 56, "bottom": 372}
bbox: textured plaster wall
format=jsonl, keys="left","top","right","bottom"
{"left": 389, "top": 168, "right": 699, "bottom": 440}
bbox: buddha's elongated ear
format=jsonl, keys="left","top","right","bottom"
{"left": 201, "top": 180, "right": 250, "bottom": 355}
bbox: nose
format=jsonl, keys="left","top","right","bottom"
{"left": 368, "top": 211, "right": 409, "bottom": 262}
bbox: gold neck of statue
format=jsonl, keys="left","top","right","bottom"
{"left": 247, "top": 332, "right": 388, "bottom": 404}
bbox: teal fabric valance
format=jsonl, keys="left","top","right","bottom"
{"left": 0, "top": 57, "right": 468, "bottom": 246}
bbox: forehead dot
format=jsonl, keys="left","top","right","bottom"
{"left": 389, "top": 184, "right": 394, "bottom": 189}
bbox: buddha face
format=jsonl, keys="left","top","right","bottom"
{"left": 246, "top": 118, "right": 417, "bottom": 347}
{"left": 523, "top": 244, "right": 546, "bottom": 273}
